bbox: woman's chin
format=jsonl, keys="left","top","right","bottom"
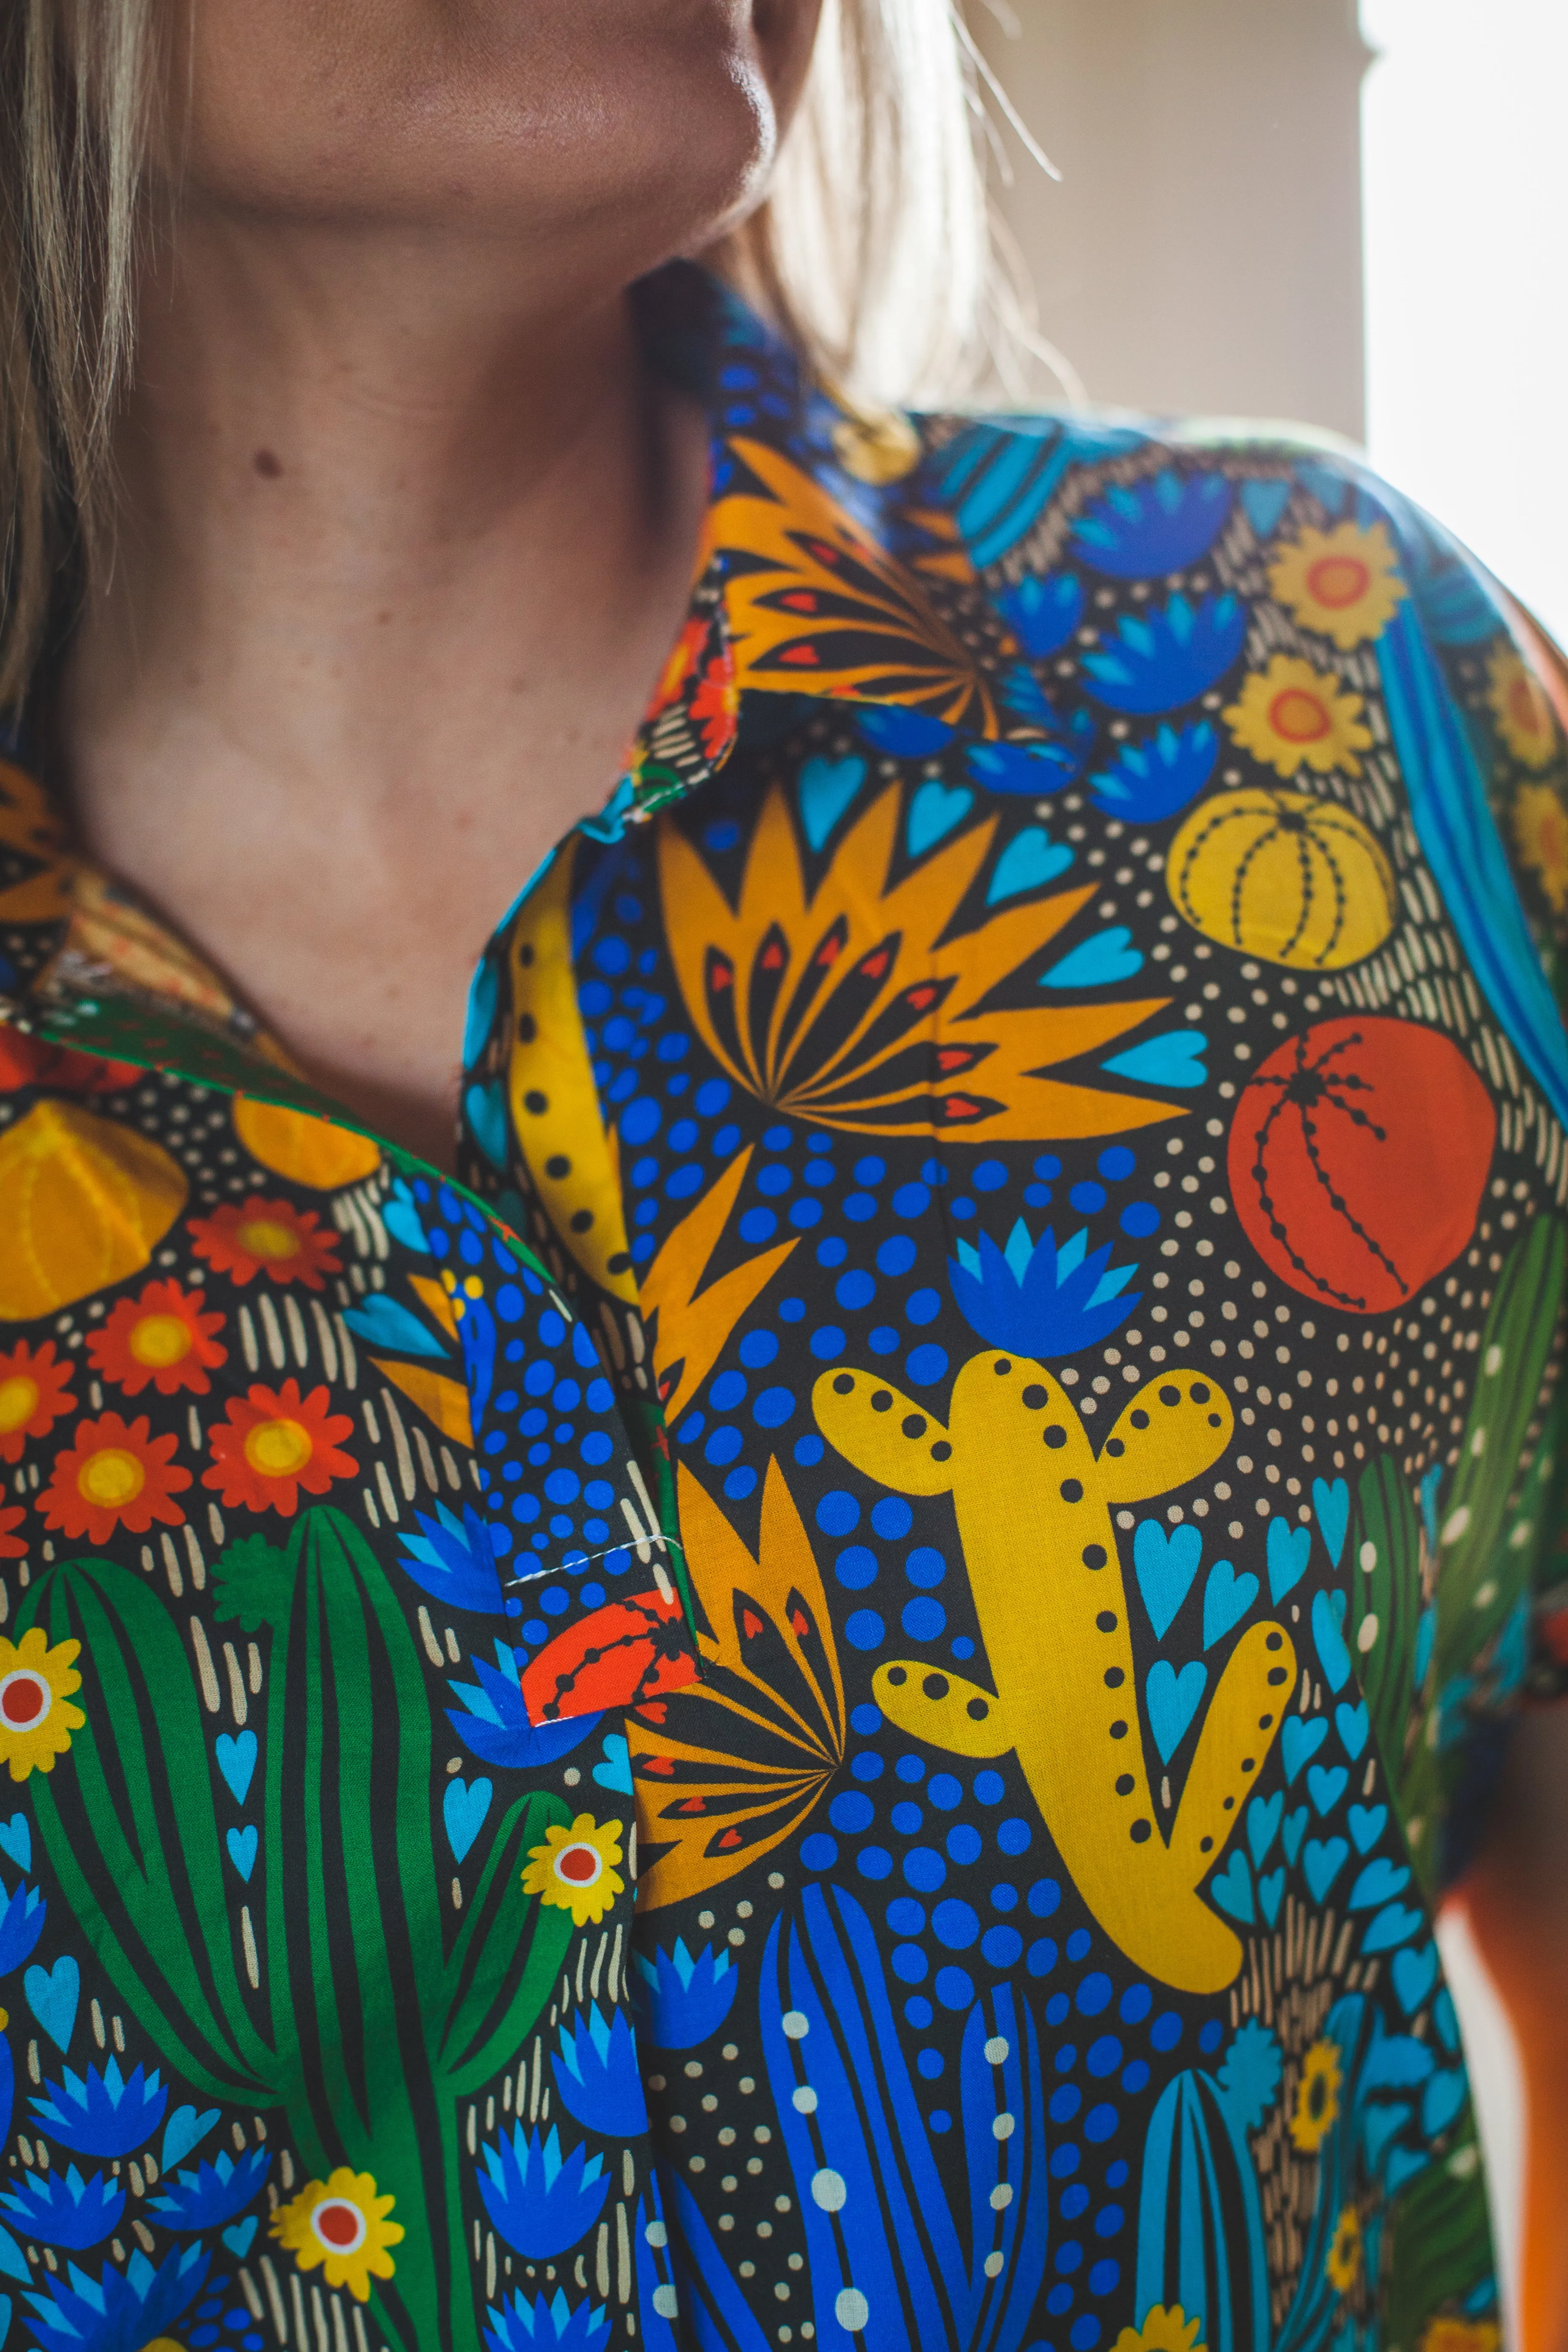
{"left": 166, "top": 0, "right": 790, "bottom": 279}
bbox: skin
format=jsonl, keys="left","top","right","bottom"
{"left": 50, "top": 11, "right": 1568, "bottom": 2334}
{"left": 58, "top": 0, "right": 822, "bottom": 1165}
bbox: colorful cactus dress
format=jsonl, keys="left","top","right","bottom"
{"left": 0, "top": 264, "right": 1565, "bottom": 2352}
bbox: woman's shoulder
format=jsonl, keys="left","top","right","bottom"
{"left": 901, "top": 399, "right": 1482, "bottom": 627}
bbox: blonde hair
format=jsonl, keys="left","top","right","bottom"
{"left": 0, "top": 0, "right": 1052, "bottom": 712}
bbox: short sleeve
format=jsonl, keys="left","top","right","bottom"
{"left": 1393, "top": 505, "right": 1568, "bottom": 1708}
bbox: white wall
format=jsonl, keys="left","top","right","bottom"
{"left": 1361, "top": 0, "right": 1568, "bottom": 644}
{"left": 978, "top": 0, "right": 1369, "bottom": 438}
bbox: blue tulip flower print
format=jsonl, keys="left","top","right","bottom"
{"left": 551, "top": 2004, "right": 649, "bottom": 2138}
{"left": 1089, "top": 720, "right": 1219, "bottom": 824}
{"left": 632, "top": 1938, "right": 739, "bottom": 2050}
{"left": 1069, "top": 467, "right": 1234, "bottom": 578}
{"left": 149, "top": 2145, "right": 271, "bottom": 2232}
{"left": 23, "top": 2240, "right": 209, "bottom": 2352}
{"left": 484, "top": 2286, "right": 612, "bottom": 2352}
{"left": 0, "top": 2164, "right": 124, "bottom": 2251}
{"left": 398, "top": 1499, "right": 517, "bottom": 1615}
{"left": 0, "top": 1873, "right": 45, "bottom": 1976}
{"left": 996, "top": 571, "right": 1084, "bottom": 658}
{"left": 1081, "top": 591, "right": 1247, "bottom": 713}
{"left": 950, "top": 1218, "right": 1142, "bottom": 1357}
{"left": 477, "top": 2125, "right": 611, "bottom": 2260}
{"left": 30, "top": 2057, "right": 168, "bottom": 2159}
{"left": 340, "top": 1290, "right": 451, "bottom": 1359}
{"left": 447, "top": 1642, "right": 602, "bottom": 1770}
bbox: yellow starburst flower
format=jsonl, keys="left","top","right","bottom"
{"left": 1112, "top": 2306, "right": 1206, "bottom": 2352}
{"left": 0, "top": 1628, "right": 85, "bottom": 1782}
{"left": 1290, "top": 2037, "right": 1344, "bottom": 2152}
{"left": 1268, "top": 521, "right": 1407, "bottom": 650}
{"left": 1420, "top": 2321, "right": 1501, "bottom": 2352}
{"left": 521, "top": 1812, "right": 625, "bottom": 1926}
{"left": 1514, "top": 782, "right": 1568, "bottom": 912}
{"left": 1326, "top": 2203, "right": 1363, "bottom": 2293}
{"left": 1489, "top": 642, "right": 1560, "bottom": 771}
{"left": 1225, "top": 654, "right": 1372, "bottom": 779}
{"left": 271, "top": 2167, "right": 404, "bottom": 2303}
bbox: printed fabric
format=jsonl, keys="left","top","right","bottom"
{"left": 0, "top": 263, "right": 1564, "bottom": 2352}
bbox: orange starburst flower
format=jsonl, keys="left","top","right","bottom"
{"left": 204, "top": 1379, "right": 357, "bottom": 1517}
{"left": 39, "top": 1412, "right": 191, "bottom": 1545}
{"left": 189, "top": 1195, "right": 342, "bottom": 1290}
{"left": 710, "top": 438, "right": 1000, "bottom": 732}
{"left": 0, "top": 1506, "right": 25, "bottom": 1559}
{"left": 658, "top": 781, "right": 1176, "bottom": 1142}
{"left": 628, "top": 1460, "right": 846, "bottom": 1911}
{"left": 0, "top": 1339, "right": 77, "bottom": 1465}
{"left": 87, "top": 1278, "right": 227, "bottom": 1398}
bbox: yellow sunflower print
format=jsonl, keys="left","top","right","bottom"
{"left": 521, "top": 1811, "right": 625, "bottom": 1926}
{"left": 1289, "top": 2037, "right": 1344, "bottom": 2152}
{"left": 1489, "top": 641, "right": 1560, "bottom": 770}
{"left": 1224, "top": 655, "right": 1372, "bottom": 779}
{"left": 271, "top": 2167, "right": 404, "bottom": 2302}
{"left": 1514, "top": 781, "right": 1568, "bottom": 911}
{"left": 1326, "top": 2204, "right": 1363, "bottom": 2293}
{"left": 1419, "top": 2322, "right": 1501, "bottom": 2352}
{"left": 0, "top": 1628, "right": 85, "bottom": 1781}
{"left": 1112, "top": 2306, "right": 1206, "bottom": 2352}
{"left": 1268, "top": 521, "right": 1406, "bottom": 650}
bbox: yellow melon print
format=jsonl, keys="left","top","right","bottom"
{"left": 233, "top": 1095, "right": 381, "bottom": 1189}
{"left": 0, "top": 761, "right": 72, "bottom": 926}
{"left": 0, "top": 1101, "right": 187, "bottom": 1320}
{"left": 1166, "top": 786, "right": 1396, "bottom": 970}
{"left": 813, "top": 1354, "right": 1295, "bottom": 1994}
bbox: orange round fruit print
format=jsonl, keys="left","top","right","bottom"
{"left": 1228, "top": 1016, "right": 1495, "bottom": 1312}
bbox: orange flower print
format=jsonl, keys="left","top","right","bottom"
{"left": 39, "top": 1412, "right": 192, "bottom": 1546}
{"left": 189, "top": 1195, "right": 342, "bottom": 1290}
{"left": 204, "top": 1380, "right": 357, "bottom": 1517}
{"left": 0, "top": 1340, "right": 77, "bottom": 1466}
{"left": 689, "top": 645, "right": 740, "bottom": 761}
{"left": 87, "top": 1278, "right": 227, "bottom": 1398}
{"left": 0, "top": 1506, "right": 25, "bottom": 1559}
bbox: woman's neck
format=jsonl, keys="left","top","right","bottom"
{"left": 57, "top": 211, "right": 711, "bottom": 1167}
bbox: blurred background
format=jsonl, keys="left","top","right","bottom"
{"left": 973, "top": 0, "right": 1568, "bottom": 2319}
{"left": 976, "top": 0, "right": 1568, "bottom": 649}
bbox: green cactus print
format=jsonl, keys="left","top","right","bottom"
{"left": 15, "top": 1509, "right": 573, "bottom": 2350}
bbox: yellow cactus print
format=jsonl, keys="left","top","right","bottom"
{"left": 814, "top": 1353, "right": 1295, "bottom": 1994}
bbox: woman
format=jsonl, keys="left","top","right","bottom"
{"left": 0, "top": 6, "right": 1564, "bottom": 2350}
